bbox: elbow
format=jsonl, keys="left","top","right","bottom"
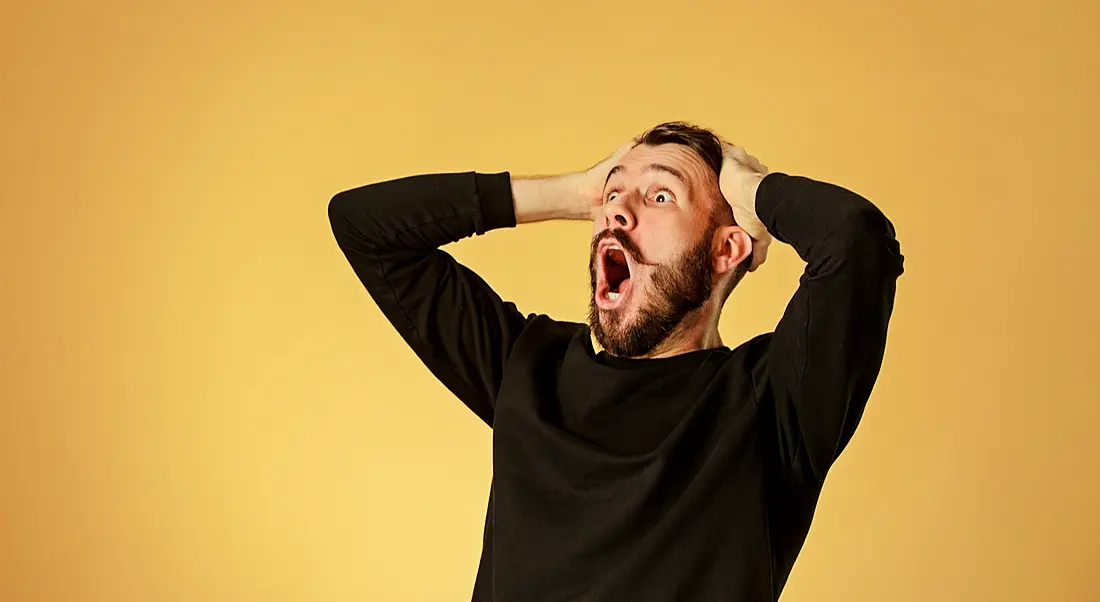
{"left": 842, "top": 205, "right": 895, "bottom": 240}
{"left": 327, "top": 190, "right": 364, "bottom": 252}
{"left": 327, "top": 189, "right": 389, "bottom": 255}
{"left": 327, "top": 189, "right": 367, "bottom": 243}
{"left": 847, "top": 207, "right": 903, "bottom": 267}
{"left": 327, "top": 190, "right": 351, "bottom": 231}
{"left": 823, "top": 209, "right": 904, "bottom": 281}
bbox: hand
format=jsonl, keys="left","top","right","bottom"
{"left": 511, "top": 139, "right": 637, "bottom": 224}
{"left": 578, "top": 140, "right": 636, "bottom": 215}
{"left": 718, "top": 142, "right": 772, "bottom": 272}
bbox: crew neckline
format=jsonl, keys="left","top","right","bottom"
{"left": 580, "top": 327, "right": 729, "bottom": 369}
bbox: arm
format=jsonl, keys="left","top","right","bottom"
{"left": 754, "top": 172, "right": 904, "bottom": 482}
{"left": 327, "top": 169, "right": 599, "bottom": 426}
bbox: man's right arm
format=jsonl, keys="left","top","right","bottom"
{"left": 327, "top": 170, "right": 595, "bottom": 426}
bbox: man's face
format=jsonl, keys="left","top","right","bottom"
{"left": 588, "top": 143, "right": 723, "bottom": 358}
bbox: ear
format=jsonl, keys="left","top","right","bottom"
{"left": 712, "top": 224, "right": 753, "bottom": 277}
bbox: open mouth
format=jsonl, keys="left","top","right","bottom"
{"left": 596, "top": 243, "right": 634, "bottom": 310}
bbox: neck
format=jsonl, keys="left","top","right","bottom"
{"left": 644, "top": 303, "right": 725, "bottom": 359}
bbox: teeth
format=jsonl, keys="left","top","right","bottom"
{"left": 608, "top": 292, "right": 620, "bottom": 301}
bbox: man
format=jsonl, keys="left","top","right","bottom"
{"left": 328, "top": 122, "right": 904, "bottom": 601}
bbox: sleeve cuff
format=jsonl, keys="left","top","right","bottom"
{"left": 475, "top": 172, "right": 518, "bottom": 234}
{"left": 753, "top": 172, "right": 789, "bottom": 233}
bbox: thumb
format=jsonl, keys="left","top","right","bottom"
{"left": 748, "top": 237, "right": 771, "bottom": 272}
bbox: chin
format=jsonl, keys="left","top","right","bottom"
{"left": 588, "top": 294, "right": 634, "bottom": 343}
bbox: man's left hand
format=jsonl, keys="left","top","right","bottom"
{"left": 718, "top": 142, "right": 772, "bottom": 272}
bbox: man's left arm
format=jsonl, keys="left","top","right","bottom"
{"left": 750, "top": 172, "right": 905, "bottom": 483}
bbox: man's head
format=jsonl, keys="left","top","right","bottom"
{"left": 587, "top": 122, "right": 754, "bottom": 358}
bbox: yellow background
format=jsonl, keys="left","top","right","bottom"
{"left": 3, "top": 0, "right": 1098, "bottom": 600}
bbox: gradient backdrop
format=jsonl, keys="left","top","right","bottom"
{"left": 3, "top": 1, "right": 1099, "bottom": 601}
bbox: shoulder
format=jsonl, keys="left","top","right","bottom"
{"left": 719, "top": 332, "right": 776, "bottom": 399}
{"left": 727, "top": 332, "right": 774, "bottom": 367}
{"left": 513, "top": 313, "right": 587, "bottom": 349}
{"left": 521, "top": 314, "right": 585, "bottom": 336}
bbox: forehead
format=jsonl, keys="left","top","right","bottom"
{"left": 611, "top": 143, "right": 714, "bottom": 186}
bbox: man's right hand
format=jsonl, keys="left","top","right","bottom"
{"left": 577, "top": 140, "right": 637, "bottom": 217}
{"left": 512, "top": 140, "right": 637, "bottom": 224}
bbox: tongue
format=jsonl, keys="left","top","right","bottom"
{"left": 612, "top": 276, "right": 631, "bottom": 294}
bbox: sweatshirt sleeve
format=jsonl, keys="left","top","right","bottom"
{"left": 327, "top": 171, "right": 530, "bottom": 427}
{"left": 754, "top": 173, "right": 904, "bottom": 483}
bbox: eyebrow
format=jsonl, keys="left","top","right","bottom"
{"left": 604, "top": 163, "right": 689, "bottom": 189}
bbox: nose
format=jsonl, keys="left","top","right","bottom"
{"left": 602, "top": 194, "right": 637, "bottom": 231}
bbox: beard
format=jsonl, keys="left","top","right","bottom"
{"left": 587, "top": 223, "right": 717, "bottom": 358}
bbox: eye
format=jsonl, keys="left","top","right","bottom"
{"left": 605, "top": 190, "right": 620, "bottom": 203}
{"left": 653, "top": 190, "right": 674, "bottom": 203}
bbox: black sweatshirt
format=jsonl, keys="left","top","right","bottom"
{"left": 328, "top": 170, "right": 903, "bottom": 602}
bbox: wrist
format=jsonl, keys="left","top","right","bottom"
{"left": 745, "top": 172, "right": 765, "bottom": 218}
{"left": 512, "top": 172, "right": 596, "bottom": 223}
{"left": 570, "top": 170, "right": 603, "bottom": 219}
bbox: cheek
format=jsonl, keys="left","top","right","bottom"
{"left": 642, "top": 239, "right": 681, "bottom": 266}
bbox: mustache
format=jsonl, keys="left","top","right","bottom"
{"left": 590, "top": 229, "right": 656, "bottom": 266}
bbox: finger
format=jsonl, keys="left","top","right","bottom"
{"left": 721, "top": 141, "right": 747, "bottom": 162}
{"left": 737, "top": 220, "right": 769, "bottom": 242}
{"left": 749, "top": 244, "right": 768, "bottom": 272}
{"left": 749, "top": 237, "right": 771, "bottom": 272}
{"left": 609, "top": 140, "right": 635, "bottom": 162}
{"left": 720, "top": 143, "right": 735, "bottom": 163}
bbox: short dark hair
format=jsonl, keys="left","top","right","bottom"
{"left": 634, "top": 121, "right": 751, "bottom": 299}
{"left": 634, "top": 121, "right": 725, "bottom": 180}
